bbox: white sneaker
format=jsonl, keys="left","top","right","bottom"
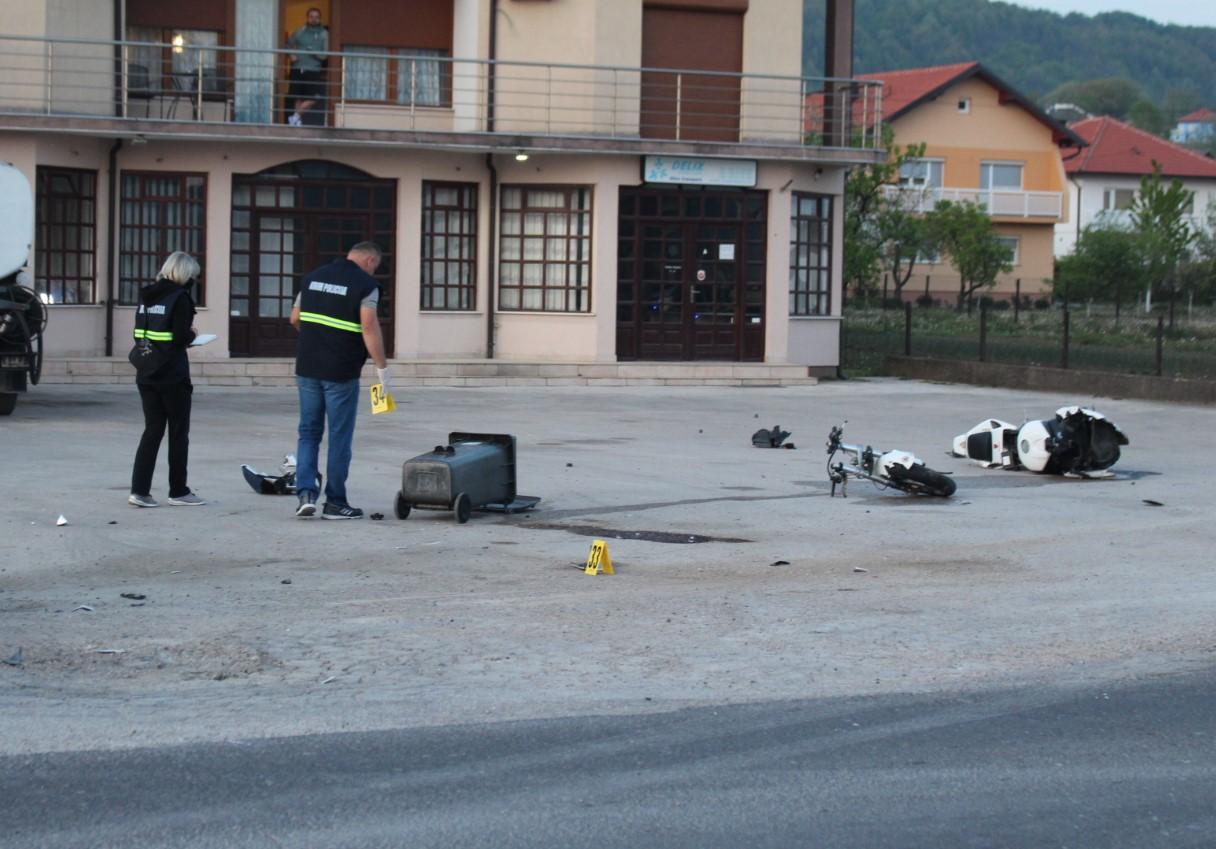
{"left": 287, "top": 113, "right": 302, "bottom": 126}
{"left": 128, "top": 493, "right": 158, "bottom": 508}
{"left": 168, "top": 492, "right": 207, "bottom": 506}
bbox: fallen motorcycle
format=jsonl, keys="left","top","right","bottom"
{"left": 952, "top": 406, "right": 1128, "bottom": 477}
{"left": 826, "top": 424, "right": 956, "bottom": 498}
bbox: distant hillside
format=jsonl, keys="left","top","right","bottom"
{"left": 803, "top": 0, "right": 1216, "bottom": 111}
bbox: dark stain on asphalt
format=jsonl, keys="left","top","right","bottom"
{"left": 522, "top": 522, "right": 751, "bottom": 544}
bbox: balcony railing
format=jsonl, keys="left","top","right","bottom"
{"left": 882, "top": 185, "right": 1063, "bottom": 218}
{"left": 0, "top": 34, "right": 884, "bottom": 151}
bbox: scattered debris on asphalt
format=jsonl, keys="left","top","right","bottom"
{"left": 107, "top": 520, "right": 117, "bottom": 525}
{"left": 369, "top": 512, "right": 384, "bottom": 520}
{"left": 853, "top": 567, "right": 869, "bottom": 573}
{"left": 94, "top": 648, "right": 126, "bottom": 654}
{"left": 1143, "top": 499, "right": 1164, "bottom": 506}
{"left": 3, "top": 648, "right": 23, "bottom": 667}
{"left": 752, "top": 425, "right": 791, "bottom": 448}
{"left": 321, "top": 676, "right": 337, "bottom": 684}
{"left": 281, "top": 578, "right": 292, "bottom": 585}
{"left": 72, "top": 605, "right": 94, "bottom": 612}
{"left": 770, "top": 560, "right": 790, "bottom": 566}
{"left": 120, "top": 592, "right": 146, "bottom": 601}
{"left": 56, "top": 515, "right": 69, "bottom": 526}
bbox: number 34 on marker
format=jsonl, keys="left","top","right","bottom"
{"left": 370, "top": 383, "right": 396, "bottom": 414}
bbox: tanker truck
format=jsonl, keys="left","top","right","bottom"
{"left": 0, "top": 162, "right": 47, "bottom": 415}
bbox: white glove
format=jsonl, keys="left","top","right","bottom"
{"left": 376, "top": 366, "right": 392, "bottom": 399}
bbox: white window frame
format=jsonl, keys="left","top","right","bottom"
{"left": 980, "top": 161, "right": 1024, "bottom": 191}
{"left": 1102, "top": 188, "right": 1135, "bottom": 211}
{"left": 957, "top": 98, "right": 971, "bottom": 114}
{"left": 995, "top": 235, "right": 1019, "bottom": 266}
{"left": 898, "top": 157, "right": 944, "bottom": 189}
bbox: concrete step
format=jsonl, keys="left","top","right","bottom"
{"left": 41, "top": 358, "right": 817, "bottom": 387}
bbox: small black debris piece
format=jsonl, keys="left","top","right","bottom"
{"left": 120, "top": 593, "right": 146, "bottom": 601}
{"left": 1142, "top": 499, "right": 1164, "bottom": 506}
{"left": 281, "top": 578, "right": 292, "bottom": 585}
{"left": 3, "top": 648, "right": 23, "bottom": 668}
{"left": 770, "top": 560, "right": 790, "bottom": 566}
{"left": 752, "top": 425, "right": 791, "bottom": 448}
{"left": 369, "top": 512, "right": 384, "bottom": 520}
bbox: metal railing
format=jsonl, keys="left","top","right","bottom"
{"left": 882, "top": 185, "right": 1063, "bottom": 218}
{"left": 0, "top": 34, "right": 884, "bottom": 150}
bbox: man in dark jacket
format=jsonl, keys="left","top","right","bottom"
{"left": 129, "top": 251, "right": 205, "bottom": 507}
{"left": 290, "top": 241, "right": 389, "bottom": 519}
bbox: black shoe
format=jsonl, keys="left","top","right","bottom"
{"left": 296, "top": 492, "right": 317, "bottom": 518}
{"left": 322, "top": 501, "right": 363, "bottom": 520}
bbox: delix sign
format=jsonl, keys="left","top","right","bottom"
{"left": 643, "top": 156, "right": 757, "bottom": 188}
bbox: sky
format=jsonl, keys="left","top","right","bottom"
{"left": 1008, "top": 1, "right": 1215, "bottom": 28}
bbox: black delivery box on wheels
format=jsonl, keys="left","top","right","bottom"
{"left": 395, "top": 432, "right": 539, "bottom": 523}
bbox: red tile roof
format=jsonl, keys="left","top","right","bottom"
{"left": 1178, "top": 108, "right": 1216, "bottom": 124}
{"left": 854, "top": 62, "right": 981, "bottom": 120}
{"left": 1065, "top": 116, "right": 1216, "bottom": 179}
{"left": 804, "top": 61, "right": 1083, "bottom": 147}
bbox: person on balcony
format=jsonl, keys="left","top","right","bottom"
{"left": 286, "top": 7, "right": 328, "bottom": 126}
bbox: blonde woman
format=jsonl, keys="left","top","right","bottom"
{"left": 128, "top": 251, "right": 205, "bottom": 507}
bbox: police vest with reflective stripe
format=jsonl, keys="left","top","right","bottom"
{"left": 133, "top": 288, "right": 185, "bottom": 348}
{"left": 295, "top": 259, "right": 378, "bottom": 382}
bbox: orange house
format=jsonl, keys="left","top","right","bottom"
{"left": 852, "top": 62, "right": 1085, "bottom": 303}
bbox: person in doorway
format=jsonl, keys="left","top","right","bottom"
{"left": 290, "top": 241, "right": 390, "bottom": 520}
{"left": 129, "top": 251, "right": 206, "bottom": 508}
{"left": 285, "top": 7, "right": 328, "bottom": 126}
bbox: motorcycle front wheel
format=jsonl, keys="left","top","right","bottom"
{"left": 888, "top": 463, "right": 956, "bottom": 497}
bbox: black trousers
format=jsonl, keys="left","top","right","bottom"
{"left": 131, "top": 381, "right": 193, "bottom": 498}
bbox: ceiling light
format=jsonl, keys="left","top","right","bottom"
{"left": 514, "top": 151, "right": 529, "bottom": 162}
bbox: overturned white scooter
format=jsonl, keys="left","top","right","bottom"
{"left": 827, "top": 425, "right": 956, "bottom": 497}
{"left": 952, "top": 406, "right": 1129, "bottom": 478}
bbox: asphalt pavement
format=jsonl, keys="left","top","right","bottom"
{"left": 3, "top": 667, "right": 1214, "bottom": 849}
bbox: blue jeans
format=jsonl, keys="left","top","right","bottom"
{"left": 296, "top": 376, "right": 360, "bottom": 505}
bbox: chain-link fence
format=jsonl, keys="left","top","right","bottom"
{"left": 843, "top": 302, "right": 1216, "bottom": 381}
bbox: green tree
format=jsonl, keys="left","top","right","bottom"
{"left": 843, "top": 126, "right": 926, "bottom": 301}
{"left": 1127, "top": 98, "right": 1168, "bottom": 136}
{"left": 925, "top": 200, "right": 1014, "bottom": 309}
{"left": 876, "top": 199, "right": 934, "bottom": 301}
{"left": 1130, "top": 162, "right": 1197, "bottom": 319}
{"left": 1042, "top": 77, "right": 1144, "bottom": 119}
{"left": 1054, "top": 226, "right": 1144, "bottom": 322}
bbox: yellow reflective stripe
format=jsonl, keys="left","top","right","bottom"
{"left": 132, "top": 329, "right": 174, "bottom": 341}
{"left": 132, "top": 329, "right": 146, "bottom": 339}
{"left": 299, "top": 311, "right": 362, "bottom": 333}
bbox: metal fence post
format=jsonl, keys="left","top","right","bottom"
{"left": 675, "top": 73, "right": 682, "bottom": 141}
{"left": 979, "top": 300, "right": 988, "bottom": 363}
{"left": 46, "top": 40, "right": 54, "bottom": 114}
{"left": 1014, "top": 278, "right": 1021, "bottom": 323}
{"left": 904, "top": 302, "right": 912, "bottom": 357}
{"left": 1155, "top": 315, "right": 1164, "bottom": 377}
{"left": 1061, "top": 308, "right": 1070, "bottom": 370}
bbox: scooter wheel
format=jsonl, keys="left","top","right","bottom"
{"left": 394, "top": 491, "right": 411, "bottom": 519}
{"left": 890, "top": 464, "right": 956, "bottom": 497}
{"left": 453, "top": 492, "right": 472, "bottom": 524}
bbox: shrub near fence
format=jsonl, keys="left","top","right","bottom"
{"left": 842, "top": 302, "right": 1216, "bottom": 381}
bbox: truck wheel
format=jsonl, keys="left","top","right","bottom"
{"left": 454, "top": 492, "right": 472, "bottom": 524}
{"left": 890, "top": 463, "right": 956, "bottom": 497}
{"left": 0, "top": 393, "right": 16, "bottom": 416}
{"left": 394, "top": 491, "right": 411, "bottom": 520}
